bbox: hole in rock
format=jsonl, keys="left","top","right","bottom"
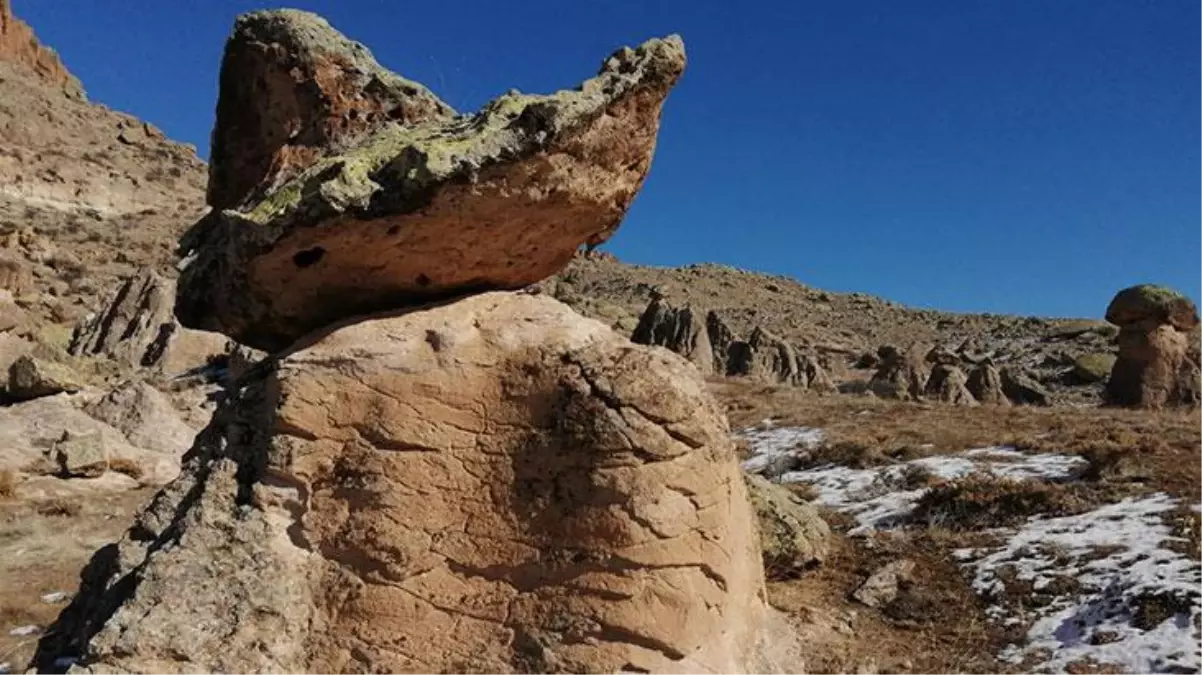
{"left": 293, "top": 247, "right": 326, "bottom": 268}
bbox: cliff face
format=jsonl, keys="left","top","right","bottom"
{"left": 0, "top": 0, "right": 83, "bottom": 98}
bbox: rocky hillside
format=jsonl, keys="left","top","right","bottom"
{"left": 0, "top": 0, "right": 207, "bottom": 334}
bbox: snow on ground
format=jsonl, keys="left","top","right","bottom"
{"left": 737, "top": 424, "right": 1202, "bottom": 674}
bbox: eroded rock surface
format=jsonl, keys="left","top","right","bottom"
{"left": 868, "top": 344, "right": 929, "bottom": 401}
{"left": 38, "top": 293, "right": 795, "bottom": 674}
{"left": 176, "top": 11, "right": 686, "bottom": 351}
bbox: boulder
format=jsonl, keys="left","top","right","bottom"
{"left": 1104, "top": 285, "right": 1200, "bottom": 408}
{"left": 1000, "top": 367, "right": 1051, "bottom": 406}
{"left": 52, "top": 431, "right": 108, "bottom": 478}
{"left": 923, "top": 363, "right": 977, "bottom": 406}
{"left": 84, "top": 382, "right": 197, "bottom": 457}
{"left": 744, "top": 475, "right": 830, "bottom": 579}
{"left": 631, "top": 297, "right": 713, "bottom": 375}
{"left": 69, "top": 268, "right": 229, "bottom": 375}
{"left": 38, "top": 293, "right": 793, "bottom": 674}
{"left": 868, "top": 344, "right": 929, "bottom": 401}
{"left": 966, "top": 362, "right": 1009, "bottom": 406}
{"left": 1072, "top": 352, "right": 1117, "bottom": 384}
{"left": 852, "top": 559, "right": 915, "bottom": 609}
{"left": 6, "top": 354, "right": 82, "bottom": 401}
{"left": 206, "top": 10, "right": 455, "bottom": 210}
{"left": 1105, "top": 284, "right": 1199, "bottom": 332}
{"left": 174, "top": 13, "right": 687, "bottom": 351}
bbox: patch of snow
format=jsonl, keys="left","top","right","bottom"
{"left": 8, "top": 624, "right": 39, "bottom": 637}
{"left": 41, "top": 591, "right": 68, "bottom": 603}
{"left": 739, "top": 425, "right": 824, "bottom": 476}
{"left": 737, "top": 425, "right": 1201, "bottom": 673}
{"left": 0, "top": 662, "right": 10, "bottom": 675}
{"left": 961, "top": 493, "right": 1200, "bottom": 674}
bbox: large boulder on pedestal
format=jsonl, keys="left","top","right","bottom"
{"left": 174, "top": 9, "right": 687, "bottom": 352}
{"left": 36, "top": 293, "right": 796, "bottom": 674}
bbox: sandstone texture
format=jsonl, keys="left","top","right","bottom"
{"left": 37, "top": 293, "right": 793, "bottom": 674}
{"left": 176, "top": 10, "right": 686, "bottom": 351}
{"left": 1104, "top": 284, "right": 1200, "bottom": 409}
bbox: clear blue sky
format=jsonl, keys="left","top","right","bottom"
{"left": 20, "top": 0, "right": 1200, "bottom": 318}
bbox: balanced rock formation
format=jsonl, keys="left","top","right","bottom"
{"left": 69, "top": 269, "right": 230, "bottom": 375}
{"left": 175, "top": 10, "right": 686, "bottom": 351}
{"left": 206, "top": 10, "right": 455, "bottom": 210}
{"left": 0, "top": 0, "right": 83, "bottom": 99}
{"left": 868, "top": 344, "right": 930, "bottom": 401}
{"left": 1103, "top": 284, "right": 1201, "bottom": 408}
{"left": 631, "top": 296, "right": 713, "bottom": 375}
{"left": 38, "top": 293, "right": 790, "bottom": 674}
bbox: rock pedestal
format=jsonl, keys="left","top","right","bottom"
{"left": 1103, "top": 285, "right": 1200, "bottom": 409}
{"left": 37, "top": 294, "right": 787, "bottom": 674}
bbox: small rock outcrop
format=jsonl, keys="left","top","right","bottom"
{"left": 745, "top": 475, "right": 830, "bottom": 579}
{"left": 852, "top": 559, "right": 915, "bottom": 609}
{"left": 1103, "top": 284, "right": 1201, "bottom": 408}
{"left": 174, "top": 11, "right": 687, "bottom": 351}
{"left": 38, "top": 293, "right": 789, "bottom": 674}
{"left": 868, "top": 344, "right": 930, "bottom": 401}
{"left": 1072, "top": 352, "right": 1117, "bottom": 384}
{"left": 706, "top": 311, "right": 736, "bottom": 374}
{"left": 68, "top": 269, "right": 229, "bottom": 375}
{"left": 924, "top": 363, "right": 977, "bottom": 406}
{"left": 1000, "top": 367, "right": 1051, "bottom": 406}
{"left": 631, "top": 297, "right": 713, "bottom": 375}
{"left": 966, "top": 362, "right": 1009, "bottom": 405}
{"left": 51, "top": 431, "right": 108, "bottom": 478}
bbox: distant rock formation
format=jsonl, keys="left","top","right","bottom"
{"left": 966, "top": 362, "right": 1009, "bottom": 405}
{"left": 631, "top": 296, "right": 713, "bottom": 375}
{"left": 1103, "top": 284, "right": 1200, "bottom": 408}
{"left": 924, "top": 363, "right": 977, "bottom": 406}
{"left": 631, "top": 299, "right": 832, "bottom": 391}
{"left": 175, "top": 12, "right": 687, "bottom": 351}
{"left": 868, "top": 344, "right": 930, "bottom": 401}
{"left": 0, "top": 0, "right": 83, "bottom": 98}
{"left": 1000, "top": 367, "right": 1051, "bottom": 406}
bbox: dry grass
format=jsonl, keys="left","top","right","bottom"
{"left": 34, "top": 498, "right": 82, "bottom": 518}
{"left": 0, "top": 470, "right": 15, "bottom": 500}
{"left": 107, "top": 457, "right": 145, "bottom": 481}
{"left": 910, "top": 474, "right": 1099, "bottom": 530}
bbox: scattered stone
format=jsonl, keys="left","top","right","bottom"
{"left": 631, "top": 297, "right": 713, "bottom": 375}
{"left": 38, "top": 293, "right": 792, "bottom": 674}
{"left": 745, "top": 474, "right": 830, "bottom": 578}
{"left": 51, "top": 431, "right": 109, "bottom": 478}
{"left": 5, "top": 354, "right": 82, "bottom": 401}
{"left": 8, "top": 625, "right": 39, "bottom": 637}
{"left": 175, "top": 11, "right": 687, "bottom": 351}
{"left": 1001, "top": 367, "right": 1051, "bottom": 406}
{"left": 1104, "top": 284, "right": 1200, "bottom": 408}
{"left": 853, "top": 559, "right": 916, "bottom": 609}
